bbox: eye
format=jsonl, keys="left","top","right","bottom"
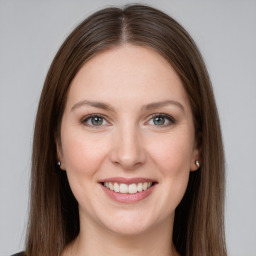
{"left": 81, "top": 114, "right": 109, "bottom": 127}
{"left": 147, "top": 114, "right": 175, "bottom": 127}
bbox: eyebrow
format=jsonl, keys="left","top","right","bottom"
{"left": 71, "top": 100, "right": 115, "bottom": 112}
{"left": 142, "top": 100, "right": 184, "bottom": 112}
{"left": 71, "top": 99, "right": 184, "bottom": 112}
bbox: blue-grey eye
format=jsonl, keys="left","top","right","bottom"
{"left": 82, "top": 115, "right": 107, "bottom": 126}
{"left": 148, "top": 114, "right": 175, "bottom": 126}
{"left": 153, "top": 116, "right": 166, "bottom": 125}
{"left": 90, "top": 116, "right": 103, "bottom": 126}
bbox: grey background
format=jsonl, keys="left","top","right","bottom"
{"left": 0, "top": 0, "right": 255, "bottom": 255}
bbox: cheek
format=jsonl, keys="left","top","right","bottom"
{"left": 148, "top": 132, "right": 194, "bottom": 176}
{"left": 61, "top": 130, "right": 109, "bottom": 176}
{"left": 129, "top": 132, "right": 192, "bottom": 224}
{"left": 147, "top": 132, "right": 194, "bottom": 206}
{"left": 60, "top": 131, "right": 110, "bottom": 214}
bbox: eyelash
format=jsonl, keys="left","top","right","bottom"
{"left": 81, "top": 114, "right": 108, "bottom": 128}
{"left": 81, "top": 113, "right": 176, "bottom": 128}
{"left": 148, "top": 113, "right": 176, "bottom": 127}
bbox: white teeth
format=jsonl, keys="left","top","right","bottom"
{"left": 142, "top": 182, "right": 148, "bottom": 191}
{"left": 104, "top": 182, "right": 110, "bottom": 188}
{"left": 119, "top": 183, "right": 129, "bottom": 193}
{"left": 109, "top": 183, "right": 114, "bottom": 191}
{"left": 128, "top": 184, "right": 137, "bottom": 194}
{"left": 103, "top": 181, "right": 154, "bottom": 194}
{"left": 114, "top": 182, "right": 119, "bottom": 192}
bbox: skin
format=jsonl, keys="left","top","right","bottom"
{"left": 57, "top": 44, "right": 200, "bottom": 256}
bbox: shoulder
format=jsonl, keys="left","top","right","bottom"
{"left": 11, "top": 252, "right": 26, "bottom": 256}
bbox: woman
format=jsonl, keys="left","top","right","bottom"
{"left": 13, "top": 4, "right": 226, "bottom": 256}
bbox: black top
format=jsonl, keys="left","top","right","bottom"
{"left": 11, "top": 252, "right": 25, "bottom": 256}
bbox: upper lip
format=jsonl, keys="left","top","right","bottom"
{"left": 99, "top": 177, "right": 157, "bottom": 185}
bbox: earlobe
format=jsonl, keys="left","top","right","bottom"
{"left": 190, "top": 159, "right": 200, "bottom": 172}
{"left": 55, "top": 138, "right": 65, "bottom": 170}
{"left": 190, "top": 148, "right": 201, "bottom": 172}
{"left": 190, "top": 133, "right": 202, "bottom": 171}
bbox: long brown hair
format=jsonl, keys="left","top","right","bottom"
{"left": 26, "top": 4, "right": 226, "bottom": 256}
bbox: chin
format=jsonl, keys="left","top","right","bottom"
{"left": 99, "top": 209, "right": 167, "bottom": 237}
{"left": 107, "top": 222, "right": 152, "bottom": 236}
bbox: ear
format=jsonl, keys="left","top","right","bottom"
{"left": 190, "top": 134, "right": 201, "bottom": 171}
{"left": 190, "top": 147, "right": 200, "bottom": 171}
{"left": 55, "top": 137, "right": 66, "bottom": 170}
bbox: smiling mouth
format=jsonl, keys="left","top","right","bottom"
{"left": 101, "top": 182, "right": 156, "bottom": 194}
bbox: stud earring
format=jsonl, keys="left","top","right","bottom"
{"left": 195, "top": 160, "right": 200, "bottom": 167}
{"left": 57, "top": 161, "right": 61, "bottom": 167}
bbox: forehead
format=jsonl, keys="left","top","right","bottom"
{"left": 66, "top": 44, "right": 190, "bottom": 111}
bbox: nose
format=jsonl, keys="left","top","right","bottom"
{"left": 109, "top": 124, "right": 146, "bottom": 170}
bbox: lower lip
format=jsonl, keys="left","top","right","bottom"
{"left": 100, "top": 184, "right": 156, "bottom": 203}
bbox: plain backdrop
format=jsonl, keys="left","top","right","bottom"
{"left": 0, "top": 1, "right": 255, "bottom": 255}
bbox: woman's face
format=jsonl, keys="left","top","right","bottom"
{"left": 58, "top": 44, "right": 199, "bottom": 236}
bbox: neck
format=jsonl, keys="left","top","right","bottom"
{"left": 63, "top": 214, "right": 179, "bottom": 256}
